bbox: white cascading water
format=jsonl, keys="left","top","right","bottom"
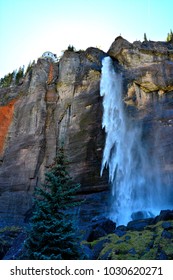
{"left": 100, "top": 56, "right": 168, "bottom": 225}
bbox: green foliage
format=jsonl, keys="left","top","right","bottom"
{"left": 15, "top": 66, "right": 24, "bottom": 85}
{"left": 0, "top": 61, "right": 35, "bottom": 88}
{"left": 22, "top": 147, "right": 83, "bottom": 260}
{"left": 166, "top": 29, "right": 173, "bottom": 42}
{"left": 0, "top": 65, "right": 25, "bottom": 88}
{"left": 25, "top": 61, "right": 34, "bottom": 75}
{"left": 0, "top": 71, "right": 15, "bottom": 88}
{"left": 144, "top": 33, "right": 148, "bottom": 41}
{"left": 67, "top": 45, "right": 76, "bottom": 51}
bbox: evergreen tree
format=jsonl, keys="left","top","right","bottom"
{"left": 15, "top": 66, "right": 24, "bottom": 85}
{"left": 0, "top": 71, "right": 15, "bottom": 87}
{"left": 166, "top": 29, "right": 173, "bottom": 42}
{"left": 22, "top": 147, "right": 83, "bottom": 260}
{"left": 67, "top": 45, "right": 76, "bottom": 51}
{"left": 144, "top": 33, "right": 148, "bottom": 41}
{"left": 25, "top": 60, "right": 35, "bottom": 76}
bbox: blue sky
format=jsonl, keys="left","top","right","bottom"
{"left": 0, "top": 0, "right": 173, "bottom": 78}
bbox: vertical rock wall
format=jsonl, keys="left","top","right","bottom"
{"left": 0, "top": 49, "right": 108, "bottom": 224}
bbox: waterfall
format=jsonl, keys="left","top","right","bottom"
{"left": 100, "top": 56, "right": 169, "bottom": 225}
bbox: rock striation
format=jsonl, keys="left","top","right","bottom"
{"left": 0, "top": 48, "right": 107, "bottom": 224}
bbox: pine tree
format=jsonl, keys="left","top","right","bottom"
{"left": 0, "top": 71, "right": 15, "bottom": 87}
{"left": 15, "top": 66, "right": 24, "bottom": 85}
{"left": 166, "top": 29, "right": 173, "bottom": 42}
{"left": 22, "top": 147, "right": 83, "bottom": 260}
{"left": 67, "top": 45, "right": 76, "bottom": 51}
{"left": 25, "top": 61, "right": 34, "bottom": 75}
{"left": 144, "top": 33, "right": 148, "bottom": 41}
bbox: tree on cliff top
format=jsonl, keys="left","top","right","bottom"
{"left": 166, "top": 30, "right": 173, "bottom": 42}
{"left": 22, "top": 147, "right": 83, "bottom": 260}
{"left": 144, "top": 33, "right": 148, "bottom": 41}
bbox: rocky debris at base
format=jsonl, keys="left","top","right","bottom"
{"left": 84, "top": 209, "right": 173, "bottom": 260}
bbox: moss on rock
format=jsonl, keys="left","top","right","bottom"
{"left": 88, "top": 220, "right": 173, "bottom": 260}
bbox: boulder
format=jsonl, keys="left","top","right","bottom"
{"left": 108, "top": 36, "right": 173, "bottom": 68}
{"left": 127, "top": 218, "right": 153, "bottom": 231}
{"left": 87, "top": 217, "right": 116, "bottom": 242}
{"left": 152, "top": 210, "right": 173, "bottom": 224}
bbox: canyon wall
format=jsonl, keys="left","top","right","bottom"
{"left": 0, "top": 37, "right": 173, "bottom": 224}
{"left": 0, "top": 48, "right": 108, "bottom": 224}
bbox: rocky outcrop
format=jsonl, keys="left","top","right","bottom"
{"left": 108, "top": 36, "right": 173, "bottom": 106}
{"left": 0, "top": 48, "right": 107, "bottom": 224}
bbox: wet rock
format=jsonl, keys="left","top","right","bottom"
{"left": 152, "top": 210, "right": 173, "bottom": 224}
{"left": 131, "top": 210, "right": 154, "bottom": 220}
{"left": 127, "top": 218, "right": 153, "bottom": 231}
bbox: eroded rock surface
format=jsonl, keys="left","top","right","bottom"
{"left": 0, "top": 49, "right": 107, "bottom": 224}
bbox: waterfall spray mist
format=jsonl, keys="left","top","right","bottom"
{"left": 100, "top": 56, "right": 168, "bottom": 225}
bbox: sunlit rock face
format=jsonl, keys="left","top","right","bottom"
{"left": 108, "top": 36, "right": 173, "bottom": 107}
{"left": 0, "top": 48, "right": 107, "bottom": 224}
{"left": 55, "top": 48, "right": 108, "bottom": 192}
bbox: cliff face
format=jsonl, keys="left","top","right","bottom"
{"left": 0, "top": 48, "right": 107, "bottom": 224}
{"left": 0, "top": 37, "right": 173, "bottom": 225}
